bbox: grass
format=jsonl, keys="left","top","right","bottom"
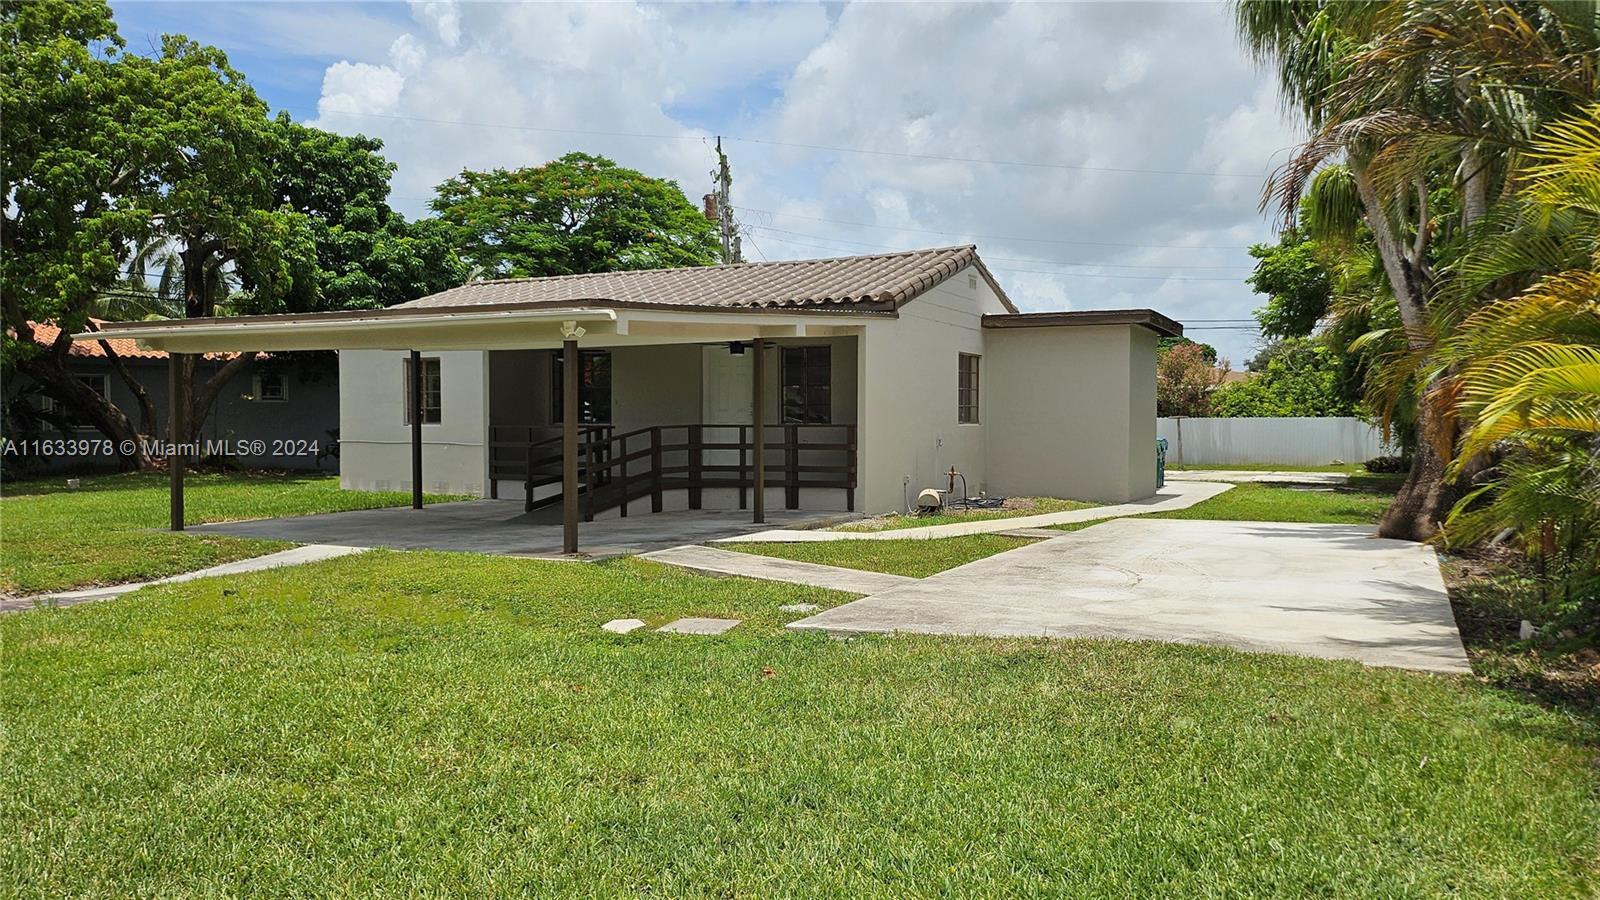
{"left": 728, "top": 534, "right": 1038, "bottom": 578}
{"left": 834, "top": 496, "right": 1099, "bottom": 532}
{"left": 1167, "top": 461, "right": 1362, "bottom": 472}
{"left": 1135, "top": 483, "right": 1397, "bottom": 526}
{"left": 3, "top": 549, "right": 1596, "bottom": 896}
{"left": 0, "top": 472, "right": 465, "bottom": 595}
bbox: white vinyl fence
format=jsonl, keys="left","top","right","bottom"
{"left": 1157, "top": 417, "right": 1396, "bottom": 468}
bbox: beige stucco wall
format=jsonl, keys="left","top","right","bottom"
{"left": 856, "top": 267, "right": 1009, "bottom": 513}
{"left": 983, "top": 324, "right": 1157, "bottom": 503}
{"left": 339, "top": 349, "right": 489, "bottom": 496}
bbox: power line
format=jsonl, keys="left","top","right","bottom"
{"left": 724, "top": 135, "right": 1263, "bottom": 179}
{"left": 747, "top": 224, "right": 1249, "bottom": 271}
{"left": 753, "top": 229, "right": 1246, "bottom": 282}
{"left": 283, "top": 104, "right": 1265, "bottom": 180}
{"left": 740, "top": 207, "right": 1250, "bottom": 253}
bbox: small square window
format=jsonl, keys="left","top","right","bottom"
{"left": 254, "top": 372, "right": 287, "bottom": 402}
{"left": 958, "top": 353, "right": 980, "bottom": 424}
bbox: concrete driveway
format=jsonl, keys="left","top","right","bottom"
{"left": 788, "top": 518, "right": 1470, "bottom": 673}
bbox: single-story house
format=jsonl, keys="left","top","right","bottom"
{"left": 78, "top": 245, "right": 1180, "bottom": 551}
{"left": 14, "top": 321, "right": 339, "bottom": 472}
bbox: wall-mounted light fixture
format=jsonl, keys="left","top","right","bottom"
{"left": 560, "top": 320, "right": 586, "bottom": 340}
{"left": 728, "top": 341, "right": 746, "bottom": 355}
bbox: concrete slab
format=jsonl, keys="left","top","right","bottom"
{"left": 716, "top": 479, "right": 1234, "bottom": 543}
{"left": 602, "top": 618, "right": 648, "bottom": 634}
{"left": 789, "top": 519, "right": 1469, "bottom": 674}
{"left": 1170, "top": 470, "right": 1351, "bottom": 485}
{"left": 657, "top": 617, "right": 742, "bottom": 635}
{"left": 639, "top": 545, "right": 914, "bottom": 594}
{"left": 3, "top": 544, "right": 370, "bottom": 613}
{"left": 189, "top": 501, "right": 832, "bottom": 558}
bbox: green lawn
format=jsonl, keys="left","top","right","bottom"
{"left": 729, "top": 534, "right": 1038, "bottom": 578}
{"left": 0, "top": 472, "right": 463, "bottom": 594}
{"left": 834, "top": 497, "right": 1099, "bottom": 532}
{"left": 1167, "top": 462, "right": 1363, "bottom": 472}
{"left": 1138, "top": 483, "right": 1396, "bottom": 526}
{"left": 3, "top": 549, "right": 1595, "bottom": 896}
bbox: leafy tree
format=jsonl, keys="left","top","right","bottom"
{"left": 1156, "top": 342, "right": 1228, "bottom": 417}
{"left": 1233, "top": 0, "right": 1599, "bottom": 541}
{"left": 1435, "top": 106, "right": 1600, "bottom": 633}
{"left": 270, "top": 114, "right": 464, "bottom": 310}
{"left": 1247, "top": 227, "right": 1333, "bottom": 339}
{"left": 1210, "top": 338, "right": 1360, "bottom": 418}
{"left": 1, "top": 0, "right": 154, "bottom": 466}
{"left": 1158, "top": 336, "right": 1218, "bottom": 366}
{"left": 431, "top": 152, "right": 721, "bottom": 278}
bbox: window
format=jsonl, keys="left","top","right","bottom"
{"left": 958, "top": 353, "right": 980, "bottom": 424}
{"left": 781, "top": 345, "right": 831, "bottom": 424}
{"left": 404, "top": 357, "right": 442, "bottom": 424}
{"left": 42, "top": 374, "right": 110, "bottom": 426}
{"left": 551, "top": 350, "right": 613, "bottom": 424}
{"left": 253, "top": 372, "right": 287, "bottom": 402}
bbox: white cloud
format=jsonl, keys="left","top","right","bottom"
{"left": 411, "top": 0, "right": 461, "bottom": 48}
{"left": 388, "top": 33, "right": 427, "bottom": 74}
{"left": 300, "top": 1, "right": 1299, "bottom": 364}
{"left": 316, "top": 61, "right": 405, "bottom": 117}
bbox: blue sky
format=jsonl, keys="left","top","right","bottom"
{"left": 107, "top": 1, "right": 1299, "bottom": 365}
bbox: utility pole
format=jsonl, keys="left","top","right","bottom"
{"left": 713, "top": 136, "right": 742, "bottom": 263}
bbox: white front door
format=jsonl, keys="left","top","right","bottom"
{"left": 702, "top": 345, "right": 753, "bottom": 467}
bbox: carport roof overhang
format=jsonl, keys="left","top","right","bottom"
{"left": 72, "top": 301, "right": 890, "bottom": 354}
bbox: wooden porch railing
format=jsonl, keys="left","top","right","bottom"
{"left": 487, "top": 423, "right": 856, "bottom": 519}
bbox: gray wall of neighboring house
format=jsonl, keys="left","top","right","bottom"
{"left": 13, "top": 354, "right": 340, "bottom": 473}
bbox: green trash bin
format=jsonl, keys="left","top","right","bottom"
{"left": 1156, "top": 438, "right": 1168, "bottom": 489}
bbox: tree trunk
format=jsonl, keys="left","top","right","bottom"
{"left": 185, "top": 353, "right": 255, "bottom": 444}
{"left": 87, "top": 322, "right": 159, "bottom": 437}
{"left": 17, "top": 351, "right": 153, "bottom": 470}
{"left": 1377, "top": 398, "right": 1459, "bottom": 542}
{"left": 1348, "top": 159, "right": 1468, "bottom": 541}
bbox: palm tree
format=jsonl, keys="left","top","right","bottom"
{"left": 1232, "top": 0, "right": 1598, "bottom": 540}
{"left": 1433, "top": 105, "right": 1600, "bottom": 625}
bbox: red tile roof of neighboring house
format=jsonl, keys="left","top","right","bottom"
{"left": 24, "top": 320, "right": 251, "bottom": 361}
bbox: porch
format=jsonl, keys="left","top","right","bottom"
{"left": 191, "top": 502, "right": 838, "bottom": 558}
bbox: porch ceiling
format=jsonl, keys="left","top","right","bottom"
{"left": 71, "top": 305, "right": 872, "bottom": 354}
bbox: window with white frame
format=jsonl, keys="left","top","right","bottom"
{"left": 404, "top": 357, "right": 442, "bottom": 424}
{"left": 958, "top": 353, "right": 980, "bottom": 424}
{"left": 42, "top": 373, "right": 111, "bottom": 426}
{"left": 253, "top": 372, "right": 288, "bottom": 402}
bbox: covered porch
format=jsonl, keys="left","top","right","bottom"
{"left": 81, "top": 302, "right": 870, "bottom": 556}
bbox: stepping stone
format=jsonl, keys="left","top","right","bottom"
{"left": 602, "top": 618, "right": 647, "bottom": 634}
{"left": 778, "top": 603, "right": 820, "bottom": 613}
{"left": 657, "top": 617, "right": 741, "bottom": 635}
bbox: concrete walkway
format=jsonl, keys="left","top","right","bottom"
{"left": 788, "top": 518, "right": 1469, "bottom": 674}
{"left": 1169, "top": 469, "right": 1351, "bottom": 485}
{"left": 191, "top": 501, "right": 830, "bottom": 558}
{"left": 1, "top": 544, "right": 369, "bottom": 614}
{"left": 639, "top": 545, "right": 917, "bottom": 594}
{"left": 714, "top": 479, "right": 1234, "bottom": 543}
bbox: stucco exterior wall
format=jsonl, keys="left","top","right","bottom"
{"left": 339, "top": 349, "right": 488, "bottom": 496}
{"left": 857, "top": 267, "right": 1008, "bottom": 513}
{"left": 13, "top": 354, "right": 339, "bottom": 473}
{"left": 983, "top": 324, "right": 1156, "bottom": 503}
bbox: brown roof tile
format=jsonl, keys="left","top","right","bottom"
{"left": 396, "top": 245, "right": 1017, "bottom": 313}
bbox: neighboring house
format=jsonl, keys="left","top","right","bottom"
{"left": 81, "top": 245, "right": 1181, "bottom": 515}
{"left": 14, "top": 321, "right": 339, "bottom": 472}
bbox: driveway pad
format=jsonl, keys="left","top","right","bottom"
{"left": 788, "top": 519, "right": 1469, "bottom": 673}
